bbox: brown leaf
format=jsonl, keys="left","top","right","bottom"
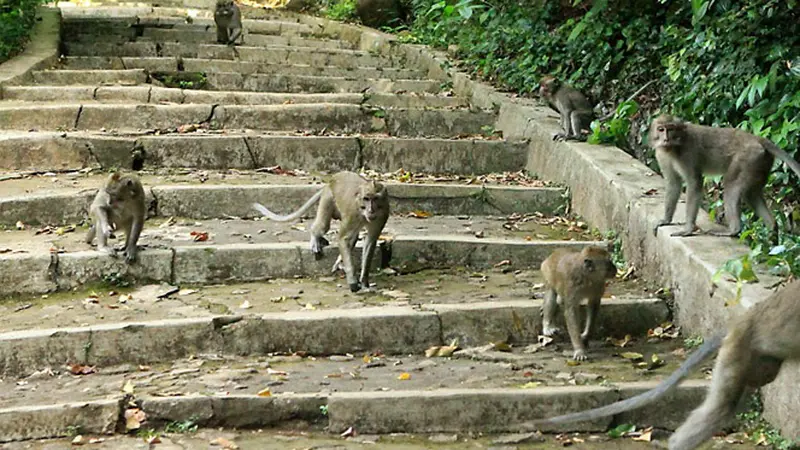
{"left": 190, "top": 231, "right": 209, "bottom": 242}
{"left": 68, "top": 364, "right": 96, "bottom": 375}
{"left": 124, "top": 408, "right": 146, "bottom": 431}
{"left": 210, "top": 437, "right": 239, "bottom": 449}
{"left": 407, "top": 210, "right": 431, "bottom": 219}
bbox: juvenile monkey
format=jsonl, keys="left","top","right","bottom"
{"left": 538, "top": 75, "right": 594, "bottom": 141}
{"left": 525, "top": 279, "right": 800, "bottom": 450}
{"left": 540, "top": 245, "right": 617, "bottom": 361}
{"left": 86, "top": 172, "right": 146, "bottom": 263}
{"left": 214, "top": 0, "right": 242, "bottom": 46}
{"left": 650, "top": 114, "right": 800, "bottom": 238}
{"left": 253, "top": 171, "right": 389, "bottom": 293}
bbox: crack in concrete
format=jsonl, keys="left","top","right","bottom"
{"left": 91, "top": 86, "right": 99, "bottom": 100}
{"left": 241, "top": 136, "right": 258, "bottom": 169}
{"left": 74, "top": 104, "right": 84, "bottom": 129}
{"left": 353, "top": 136, "right": 364, "bottom": 171}
{"left": 84, "top": 140, "right": 103, "bottom": 169}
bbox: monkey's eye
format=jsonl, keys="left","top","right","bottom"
{"left": 657, "top": 127, "right": 665, "bottom": 132}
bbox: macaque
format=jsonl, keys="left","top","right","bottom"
{"left": 85, "top": 172, "right": 146, "bottom": 263}
{"left": 214, "top": 0, "right": 242, "bottom": 46}
{"left": 650, "top": 114, "right": 800, "bottom": 239}
{"left": 525, "top": 279, "right": 800, "bottom": 450}
{"left": 540, "top": 245, "right": 617, "bottom": 361}
{"left": 538, "top": 75, "right": 594, "bottom": 141}
{"left": 253, "top": 171, "right": 390, "bottom": 293}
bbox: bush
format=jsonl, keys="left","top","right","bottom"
{"left": 0, "top": 0, "right": 42, "bottom": 64}
{"left": 406, "top": 0, "right": 800, "bottom": 276}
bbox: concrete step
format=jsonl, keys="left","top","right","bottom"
{"left": 0, "top": 286, "right": 669, "bottom": 376}
{"left": 0, "top": 103, "right": 496, "bottom": 138}
{"left": 30, "top": 69, "right": 148, "bottom": 86}
{"left": 61, "top": 14, "right": 319, "bottom": 38}
{"left": 0, "top": 429, "right": 682, "bottom": 450}
{"left": 62, "top": 42, "right": 405, "bottom": 69}
{"left": 58, "top": 56, "right": 426, "bottom": 80}
{"left": 0, "top": 132, "right": 519, "bottom": 174}
{"left": 0, "top": 230, "right": 601, "bottom": 295}
{"left": 134, "top": 27, "right": 354, "bottom": 49}
{"left": 0, "top": 178, "right": 560, "bottom": 225}
{"left": 1, "top": 86, "right": 467, "bottom": 109}
{"left": 201, "top": 72, "right": 441, "bottom": 94}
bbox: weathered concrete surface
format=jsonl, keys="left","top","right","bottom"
{"left": 0, "top": 399, "right": 120, "bottom": 443}
{"left": 0, "top": 132, "right": 97, "bottom": 171}
{"left": 210, "top": 73, "right": 439, "bottom": 94}
{"left": 0, "top": 7, "right": 61, "bottom": 89}
{"left": 0, "top": 295, "right": 664, "bottom": 378}
{"left": 30, "top": 68, "right": 147, "bottom": 86}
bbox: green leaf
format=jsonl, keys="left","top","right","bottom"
{"left": 608, "top": 423, "right": 636, "bottom": 439}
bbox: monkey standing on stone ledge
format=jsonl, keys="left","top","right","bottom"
{"left": 650, "top": 114, "right": 800, "bottom": 240}
{"left": 214, "top": 0, "right": 243, "bottom": 46}
{"left": 86, "top": 172, "right": 146, "bottom": 263}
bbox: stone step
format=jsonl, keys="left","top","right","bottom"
{"left": 0, "top": 103, "right": 495, "bottom": 138}
{"left": 59, "top": 56, "right": 426, "bottom": 80}
{"left": 0, "top": 288, "right": 669, "bottom": 377}
{"left": 135, "top": 27, "right": 354, "bottom": 49}
{"left": 0, "top": 132, "right": 518, "bottom": 174}
{"left": 0, "top": 180, "right": 559, "bottom": 224}
{"left": 1, "top": 86, "right": 466, "bottom": 109}
{"left": 201, "top": 72, "right": 441, "bottom": 94}
{"left": 61, "top": 14, "right": 319, "bottom": 38}
{"left": 62, "top": 42, "right": 404, "bottom": 69}
{"left": 30, "top": 69, "right": 148, "bottom": 86}
{"left": 0, "top": 235, "right": 601, "bottom": 296}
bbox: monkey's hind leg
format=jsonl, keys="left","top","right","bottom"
{"left": 309, "top": 191, "right": 335, "bottom": 260}
{"left": 216, "top": 26, "right": 229, "bottom": 44}
{"left": 581, "top": 296, "right": 601, "bottom": 344}
{"left": 564, "top": 301, "right": 588, "bottom": 361}
{"left": 358, "top": 218, "right": 386, "bottom": 291}
{"left": 122, "top": 217, "right": 143, "bottom": 264}
{"left": 228, "top": 27, "right": 242, "bottom": 46}
{"left": 541, "top": 288, "right": 561, "bottom": 336}
{"left": 668, "top": 338, "right": 748, "bottom": 450}
{"left": 337, "top": 226, "right": 361, "bottom": 292}
{"left": 710, "top": 175, "right": 745, "bottom": 238}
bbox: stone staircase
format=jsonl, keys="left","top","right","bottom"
{"left": 0, "top": 5, "right": 718, "bottom": 447}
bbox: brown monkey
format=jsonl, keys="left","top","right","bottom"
{"left": 253, "top": 171, "right": 389, "bottom": 293}
{"left": 214, "top": 0, "right": 242, "bottom": 46}
{"left": 525, "top": 279, "right": 800, "bottom": 450}
{"left": 538, "top": 75, "right": 594, "bottom": 142}
{"left": 650, "top": 114, "right": 800, "bottom": 238}
{"left": 86, "top": 172, "right": 146, "bottom": 263}
{"left": 540, "top": 246, "right": 617, "bottom": 361}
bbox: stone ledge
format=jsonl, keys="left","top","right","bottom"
{"left": 0, "top": 384, "right": 708, "bottom": 442}
{"left": 0, "top": 7, "right": 61, "bottom": 92}
{"left": 0, "top": 297, "right": 663, "bottom": 378}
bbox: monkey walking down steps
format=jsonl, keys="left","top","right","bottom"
{"left": 0, "top": 2, "right": 786, "bottom": 449}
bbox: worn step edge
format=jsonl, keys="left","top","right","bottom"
{"left": 0, "top": 183, "right": 562, "bottom": 225}
{"left": 0, "top": 382, "right": 708, "bottom": 442}
{"left": 0, "top": 296, "right": 666, "bottom": 377}
{"left": 0, "top": 86, "right": 466, "bottom": 109}
{"left": 0, "top": 104, "right": 495, "bottom": 139}
{"left": 0, "top": 131, "right": 509, "bottom": 175}
{"left": 0, "top": 238, "right": 601, "bottom": 296}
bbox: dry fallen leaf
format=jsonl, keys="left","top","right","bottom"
{"left": 257, "top": 388, "right": 272, "bottom": 397}
{"left": 68, "top": 364, "right": 96, "bottom": 375}
{"left": 210, "top": 437, "right": 239, "bottom": 449}
{"left": 632, "top": 427, "right": 653, "bottom": 442}
{"left": 71, "top": 435, "right": 84, "bottom": 445}
{"left": 122, "top": 380, "right": 135, "bottom": 395}
{"left": 239, "top": 300, "right": 252, "bottom": 309}
{"left": 620, "top": 352, "right": 644, "bottom": 361}
{"left": 124, "top": 408, "right": 146, "bottom": 431}
{"left": 407, "top": 210, "right": 431, "bottom": 219}
{"left": 190, "top": 230, "right": 209, "bottom": 242}
{"left": 398, "top": 372, "right": 411, "bottom": 380}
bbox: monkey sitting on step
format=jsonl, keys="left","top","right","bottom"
{"left": 86, "top": 172, "right": 146, "bottom": 263}
{"left": 214, "top": 0, "right": 243, "bottom": 46}
{"left": 538, "top": 76, "right": 594, "bottom": 142}
{"left": 650, "top": 114, "right": 800, "bottom": 239}
{"left": 524, "top": 278, "right": 800, "bottom": 450}
{"left": 540, "top": 245, "right": 617, "bottom": 361}
{"left": 253, "top": 171, "right": 390, "bottom": 293}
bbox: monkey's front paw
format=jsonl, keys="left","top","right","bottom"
{"left": 348, "top": 282, "right": 362, "bottom": 293}
{"left": 652, "top": 220, "right": 673, "bottom": 236}
{"left": 551, "top": 133, "right": 567, "bottom": 141}
{"left": 572, "top": 350, "right": 588, "bottom": 361}
{"left": 542, "top": 325, "right": 561, "bottom": 336}
{"left": 123, "top": 248, "right": 138, "bottom": 264}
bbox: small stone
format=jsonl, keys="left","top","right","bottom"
{"left": 492, "top": 432, "right": 545, "bottom": 445}
{"left": 428, "top": 434, "right": 458, "bottom": 443}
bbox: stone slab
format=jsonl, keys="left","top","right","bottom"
{"left": 0, "top": 399, "right": 120, "bottom": 443}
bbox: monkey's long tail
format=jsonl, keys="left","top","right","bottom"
{"left": 524, "top": 334, "right": 724, "bottom": 427}
{"left": 764, "top": 141, "right": 800, "bottom": 178}
{"left": 252, "top": 190, "right": 323, "bottom": 222}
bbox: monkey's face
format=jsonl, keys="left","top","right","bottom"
{"left": 358, "top": 184, "right": 387, "bottom": 222}
{"left": 106, "top": 178, "right": 138, "bottom": 206}
{"left": 651, "top": 118, "right": 685, "bottom": 149}
{"left": 538, "top": 77, "right": 558, "bottom": 99}
{"left": 216, "top": 0, "right": 235, "bottom": 13}
{"left": 581, "top": 248, "right": 617, "bottom": 280}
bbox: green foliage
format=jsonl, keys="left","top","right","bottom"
{"left": 737, "top": 394, "right": 799, "bottom": 450}
{"left": 323, "top": 0, "right": 359, "bottom": 22}
{"left": 0, "top": 0, "right": 43, "bottom": 63}
{"left": 406, "top": 0, "right": 799, "bottom": 277}
{"left": 163, "top": 418, "right": 199, "bottom": 434}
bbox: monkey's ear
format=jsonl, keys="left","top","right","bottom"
{"left": 583, "top": 258, "right": 594, "bottom": 271}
